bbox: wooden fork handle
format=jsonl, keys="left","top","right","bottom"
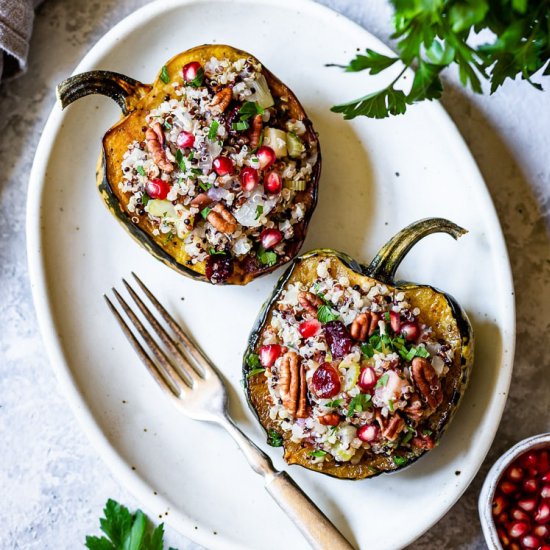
{"left": 265, "top": 470, "right": 355, "bottom": 550}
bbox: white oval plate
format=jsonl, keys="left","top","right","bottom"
{"left": 27, "top": 0, "right": 515, "bottom": 548}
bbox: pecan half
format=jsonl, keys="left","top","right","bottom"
{"left": 298, "top": 291, "right": 323, "bottom": 317}
{"left": 249, "top": 114, "right": 263, "bottom": 149}
{"left": 278, "top": 351, "right": 308, "bottom": 418}
{"left": 381, "top": 414, "right": 405, "bottom": 442}
{"left": 403, "top": 392, "right": 424, "bottom": 422}
{"left": 318, "top": 413, "right": 340, "bottom": 426}
{"left": 208, "top": 87, "right": 232, "bottom": 115}
{"left": 411, "top": 357, "right": 443, "bottom": 409}
{"left": 145, "top": 122, "right": 173, "bottom": 173}
{"left": 350, "top": 311, "right": 380, "bottom": 341}
{"left": 206, "top": 203, "right": 237, "bottom": 234}
{"left": 190, "top": 192, "right": 213, "bottom": 210}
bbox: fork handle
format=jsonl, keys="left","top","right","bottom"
{"left": 264, "top": 470, "right": 355, "bottom": 550}
{"left": 220, "top": 417, "right": 354, "bottom": 550}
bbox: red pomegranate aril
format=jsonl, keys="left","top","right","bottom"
{"left": 497, "top": 512, "right": 510, "bottom": 524}
{"left": 501, "top": 481, "right": 518, "bottom": 495}
{"left": 299, "top": 319, "right": 321, "bottom": 339}
{"left": 521, "top": 534, "right": 542, "bottom": 548}
{"left": 510, "top": 544, "right": 521, "bottom": 550}
{"left": 389, "top": 311, "right": 401, "bottom": 333}
{"left": 509, "top": 521, "right": 530, "bottom": 538}
{"left": 518, "top": 498, "right": 538, "bottom": 512}
{"left": 182, "top": 61, "right": 202, "bottom": 83}
{"left": 213, "top": 156, "right": 234, "bottom": 176}
{"left": 511, "top": 508, "right": 531, "bottom": 522}
{"left": 542, "top": 472, "right": 550, "bottom": 483}
{"left": 357, "top": 424, "right": 379, "bottom": 442}
{"left": 539, "top": 545, "right": 550, "bottom": 550}
{"left": 240, "top": 166, "right": 259, "bottom": 191}
{"left": 176, "top": 130, "right": 195, "bottom": 148}
{"left": 493, "top": 494, "right": 509, "bottom": 515}
{"left": 311, "top": 363, "right": 341, "bottom": 398}
{"left": 508, "top": 466, "right": 525, "bottom": 482}
{"left": 264, "top": 170, "right": 282, "bottom": 194}
{"left": 146, "top": 178, "right": 170, "bottom": 200}
{"left": 259, "top": 344, "right": 282, "bottom": 368}
{"left": 533, "top": 524, "right": 550, "bottom": 538}
{"left": 539, "top": 451, "right": 550, "bottom": 473}
{"left": 523, "top": 478, "right": 539, "bottom": 493}
{"left": 256, "top": 145, "right": 276, "bottom": 169}
{"left": 535, "top": 500, "right": 550, "bottom": 524}
{"left": 401, "top": 322, "right": 420, "bottom": 342}
{"left": 497, "top": 528, "right": 511, "bottom": 547}
{"left": 358, "top": 366, "right": 377, "bottom": 391}
{"left": 522, "top": 453, "right": 539, "bottom": 471}
{"left": 542, "top": 485, "right": 550, "bottom": 499}
{"left": 260, "top": 228, "right": 283, "bottom": 250}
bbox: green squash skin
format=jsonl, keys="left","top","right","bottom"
{"left": 243, "top": 232, "right": 474, "bottom": 480}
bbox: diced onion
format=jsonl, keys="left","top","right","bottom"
{"left": 263, "top": 128, "right": 288, "bottom": 158}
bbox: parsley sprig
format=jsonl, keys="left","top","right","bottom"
{"left": 361, "top": 332, "right": 429, "bottom": 362}
{"left": 85, "top": 499, "right": 177, "bottom": 550}
{"left": 330, "top": 0, "right": 550, "bottom": 119}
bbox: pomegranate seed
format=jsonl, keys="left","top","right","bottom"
{"left": 389, "top": 311, "right": 401, "bottom": 333}
{"left": 212, "top": 156, "right": 234, "bottom": 176}
{"left": 508, "top": 466, "right": 525, "bottom": 482}
{"left": 260, "top": 228, "right": 283, "bottom": 250}
{"left": 401, "top": 322, "right": 420, "bottom": 342}
{"left": 259, "top": 344, "right": 282, "bottom": 368}
{"left": 535, "top": 500, "right": 550, "bottom": 524}
{"left": 501, "top": 481, "right": 518, "bottom": 495}
{"left": 182, "top": 61, "right": 202, "bottom": 83}
{"left": 521, "top": 535, "right": 542, "bottom": 548}
{"left": 539, "top": 545, "right": 550, "bottom": 550}
{"left": 510, "top": 544, "right": 521, "bottom": 550}
{"left": 497, "top": 528, "right": 511, "bottom": 547}
{"left": 533, "top": 524, "right": 550, "bottom": 538}
{"left": 324, "top": 321, "right": 353, "bottom": 358}
{"left": 518, "top": 498, "right": 538, "bottom": 512}
{"left": 240, "top": 166, "right": 259, "bottom": 191}
{"left": 509, "top": 521, "right": 530, "bottom": 538}
{"left": 176, "top": 130, "right": 195, "bottom": 148}
{"left": 264, "top": 170, "right": 282, "bottom": 194}
{"left": 299, "top": 319, "right": 321, "bottom": 339}
{"left": 145, "top": 178, "right": 170, "bottom": 200}
{"left": 493, "top": 494, "right": 509, "bottom": 515}
{"left": 523, "top": 478, "right": 539, "bottom": 493}
{"left": 511, "top": 508, "right": 531, "bottom": 521}
{"left": 357, "top": 424, "right": 379, "bottom": 442}
{"left": 311, "top": 363, "right": 341, "bottom": 398}
{"left": 542, "top": 472, "right": 550, "bottom": 483}
{"left": 539, "top": 451, "right": 550, "bottom": 473}
{"left": 542, "top": 485, "right": 550, "bottom": 499}
{"left": 256, "top": 146, "right": 276, "bottom": 169}
{"left": 522, "top": 453, "right": 540, "bottom": 471}
{"left": 358, "top": 366, "right": 377, "bottom": 391}
{"left": 497, "top": 512, "right": 510, "bottom": 525}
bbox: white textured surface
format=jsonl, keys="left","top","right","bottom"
{"left": 1, "top": 0, "right": 549, "bottom": 549}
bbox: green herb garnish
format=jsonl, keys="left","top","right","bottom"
{"left": 237, "top": 101, "right": 264, "bottom": 121}
{"left": 388, "top": 399, "right": 394, "bottom": 412}
{"left": 201, "top": 206, "right": 212, "bottom": 219}
{"left": 136, "top": 166, "right": 146, "bottom": 176}
{"left": 208, "top": 247, "right": 225, "bottom": 255}
{"left": 347, "top": 394, "right": 372, "bottom": 417}
{"left": 163, "top": 231, "right": 175, "bottom": 244}
{"left": 360, "top": 343, "right": 375, "bottom": 358}
{"left": 85, "top": 498, "right": 175, "bottom": 550}
{"left": 393, "top": 455, "right": 408, "bottom": 467}
{"left": 422, "top": 429, "right": 433, "bottom": 436}
{"left": 257, "top": 245, "right": 277, "bottom": 266}
{"left": 232, "top": 120, "right": 250, "bottom": 131}
{"left": 317, "top": 305, "right": 340, "bottom": 324}
{"left": 188, "top": 67, "right": 204, "bottom": 88}
{"left": 160, "top": 65, "right": 170, "bottom": 84}
{"left": 141, "top": 193, "right": 150, "bottom": 207}
{"left": 247, "top": 367, "right": 265, "bottom": 378}
{"left": 163, "top": 120, "right": 172, "bottom": 130}
{"left": 308, "top": 450, "right": 327, "bottom": 458}
{"left": 175, "top": 149, "right": 186, "bottom": 172}
{"left": 208, "top": 120, "right": 219, "bottom": 141}
{"left": 375, "top": 373, "right": 389, "bottom": 388}
{"left": 267, "top": 429, "right": 283, "bottom": 447}
{"left": 198, "top": 181, "right": 212, "bottom": 192}
{"left": 246, "top": 353, "right": 261, "bottom": 369}
{"left": 255, "top": 205, "right": 264, "bottom": 220}
{"left": 326, "top": 398, "right": 343, "bottom": 408}
{"left": 402, "top": 430, "right": 414, "bottom": 445}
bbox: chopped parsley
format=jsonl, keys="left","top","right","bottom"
{"left": 136, "top": 165, "right": 146, "bottom": 176}
{"left": 347, "top": 394, "right": 372, "bottom": 417}
{"left": 141, "top": 193, "right": 150, "bottom": 207}
{"left": 375, "top": 373, "right": 389, "bottom": 388}
{"left": 208, "top": 120, "right": 219, "bottom": 141}
{"left": 208, "top": 248, "right": 225, "bottom": 255}
{"left": 247, "top": 367, "right": 265, "bottom": 378}
{"left": 317, "top": 305, "right": 340, "bottom": 324}
{"left": 198, "top": 181, "right": 212, "bottom": 192}
{"left": 326, "top": 398, "right": 343, "bottom": 408}
{"left": 188, "top": 67, "right": 204, "bottom": 88}
{"left": 163, "top": 231, "right": 175, "bottom": 244}
{"left": 422, "top": 429, "right": 433, "bottom": 436}
{"left": 201, "top": 206, "right": 212, "bottom": 219}
{"left": 163, "top": 120, "right": 172, "bottom": 130}
{"left": 384, "top": 311, "right": 391, "bottom": 321}
{"left": 160, "top": 65, "right": 170, "bottom": 84}
{"left": 246, "top": 353, "right": 261, "bottom": 369}
{"left": 232, "top": 120, "right": 250, "bottom": 131}
{"left": 401, "top": 429, "right": 414, "bottom": 445}
{"left": 237, "top": 101, "right": 264, "bottom": 121}
{"left": 267, "top": 429, "right": 283, "bottom": 447}
{"left": 255, "top": 205, "right": 264, "bottom": 220}
{"left": 360, "top": 343, "right": 375, "bottom": 358}
{"left": 175, "top": 149, "right": 186, "bottom": 172}
{"left": 308, "top": 450, "right": 327, "bottom": 458}
{"left": 388, "top": 399, "right": 394, "bottom": 412}
{"left": 393, "top": 455, "right": 408, "bottom": 467}
{"left": 361, "top": 330, "right": 430, "bottom": 362}
{"left": 257, "top": 245, "right": 277, "bottom": 266}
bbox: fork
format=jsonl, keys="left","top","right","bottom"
{"left": 105, "top": 274, "right": 355, "bottom": 550}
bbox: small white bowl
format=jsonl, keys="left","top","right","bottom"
{"left": 479, "top": 432, "right": 550, "bottom": 549}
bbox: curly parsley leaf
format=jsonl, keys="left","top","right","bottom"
{"left": 308, "top": 450, "right": 327, "bottom": 457}
{"left": 257, "top": 245, "right": 277, "bottom": 266}
{"left": 85, "top": 499, "right": 176, "bottom": 550}
{"left": 268, "top": 429, "right": 284, "bottom": 447}
{"left": 330, "top": 0, "right": 549, "bottom": 119}
{"left": 317, "top": 305, "right": 340, "bottom": 323}
{"left": 347, "top": 393, "right": 372, "bottom": 417}
{"left": 159, "top": 65, "right": 170, "bottom": 84}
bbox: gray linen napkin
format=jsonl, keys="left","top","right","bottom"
{"left": 0, "top": 0, "right": 42, "bottom": 81}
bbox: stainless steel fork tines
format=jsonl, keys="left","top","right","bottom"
{"left": 105, "top": 274, "right": 354, "bottom": 550}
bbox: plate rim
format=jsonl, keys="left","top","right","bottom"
{"left": 26, "top": 0, "right": 516, "bottom": 548}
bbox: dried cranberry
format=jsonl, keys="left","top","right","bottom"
{"left": 205, "top": 253, "right": 233, "bottom": 284}
{"left": 323, "top": 321, "right": 353, "bottom": 358}
{"left": 311, "top": 363, "right": 341, "bottom": 398}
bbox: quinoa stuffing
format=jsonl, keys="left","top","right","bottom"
{"left": 118, "top": 54, "right": 319, "bottom": 283}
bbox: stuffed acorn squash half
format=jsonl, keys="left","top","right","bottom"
{"left": 244, "top": 218, "right": 474, "bottom": 480}
{"left": 56, "top": 45, "right": 320, "bottom": 284}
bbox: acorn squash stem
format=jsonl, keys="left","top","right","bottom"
{"left": 56, "top": 70, "right": 149, "bottom": 115}
{"left": 364, "top": 218, "right": 467, "bottom": 284}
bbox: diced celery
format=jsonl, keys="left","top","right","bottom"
{"left": 344, "top": 363, "right": 360, "bottom": 391}
{"left": 263, "top": 127, "right": 287, "bottom": 158}
{"left": 286, "top": 131, "right": 305, "bottom": 158}
{"left": 283, "top": 179, "right": 307, "bottom": 191}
